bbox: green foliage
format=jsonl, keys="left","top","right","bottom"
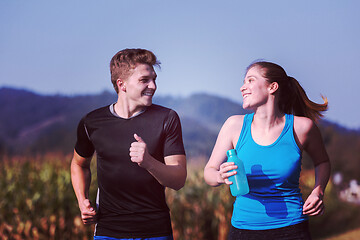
{"left": 319, "top": 123, "right": 360, "bottom": 182}
{"left": 300, "top": 170, "right": 360, "bottom": 239}
{"left": 1, "top": 156, "right": 359, "bottom": 240}
{"left": 167, "top": 166, "right": 234, "bottom": 240}
{"left": 0, "top": 154, "right": 98, "bottom": 239}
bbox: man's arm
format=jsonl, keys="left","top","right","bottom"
{"left": 129, "top": 134, "right": 187, "bottom": 190}
{"left": 70, "top": 150, "right": 97, "bottom": 224}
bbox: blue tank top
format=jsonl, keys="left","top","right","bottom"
{"left": 232, "top": 113, "right": 308, "bottom": 230}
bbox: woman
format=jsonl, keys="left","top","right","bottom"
{"left": 204, "top": 61, "right": 331, "bottom": 240}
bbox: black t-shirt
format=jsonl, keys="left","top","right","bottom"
{"left": 75, "top": 104, "right": 185, "bottom": 238}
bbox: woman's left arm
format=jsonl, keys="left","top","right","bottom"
{"left": 299, "top": 119, "right": 331, "bottom": 216}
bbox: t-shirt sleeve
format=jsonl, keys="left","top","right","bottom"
{"left": 74, "top": 117, "right": 95, "bottom": 158}
{"left": 163, "top": 110, "right": 186, "bottom": 157}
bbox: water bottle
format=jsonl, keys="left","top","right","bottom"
{"left": 226, "top": 149, "right": 249, "bottom": 196}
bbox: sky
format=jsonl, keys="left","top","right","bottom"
{"left": 1, "top": 0, "right": 359, "bottom": 129}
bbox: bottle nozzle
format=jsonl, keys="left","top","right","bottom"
{"left": 227, "top": 149, "right": 237, "bottom": 158}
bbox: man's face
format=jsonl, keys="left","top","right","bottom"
{"left": 122, "top": 63, "right": 157, "bottom": 108}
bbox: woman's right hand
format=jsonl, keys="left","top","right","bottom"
{"left": 218, "top": 162, "right": 238, "bottom": 185}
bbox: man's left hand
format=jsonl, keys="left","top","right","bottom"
{"left": 129, "top": 134, "right": 152, "bottom": 168}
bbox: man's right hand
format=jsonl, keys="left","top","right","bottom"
{"left": 79, "top": 199, "right": 97, "bottom": 225}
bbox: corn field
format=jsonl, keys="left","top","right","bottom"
{"left": 0, "top": 154, "right": 359, "bottom": 240}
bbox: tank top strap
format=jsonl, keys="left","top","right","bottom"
{"left": 278, "top": 114, "right": 301, "bottom": 153}
{"left": 235, "top": 113, "right": 254, "bottom": 150}
{"left": 270, "top": 113, "right": 291, "bottom": 145}
{"left": 285, "top": 114, "right": 293, "bottom": 131}
{"left": 278, "top": 114, "right": 292, "bottom": 140}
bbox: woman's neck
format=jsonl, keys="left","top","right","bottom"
{"left": 253, "top": 105, "right": 284, "bottom": 131}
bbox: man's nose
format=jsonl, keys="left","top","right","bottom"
{"left": 148, "top": 79, "right": 156, "bottom": 89}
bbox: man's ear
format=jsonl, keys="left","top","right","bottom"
{"left": 117, "top": 79, "right": 126, "bottom": 92}
{"left": 269, "top": 82, "right": 279, "bottom": 94}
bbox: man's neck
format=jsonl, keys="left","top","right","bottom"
{"left": 113, "top": 101, "right": 147, "bottom": 119}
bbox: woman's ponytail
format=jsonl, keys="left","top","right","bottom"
{"left": 286, "top": 76, "right": 328, "bottom": 122}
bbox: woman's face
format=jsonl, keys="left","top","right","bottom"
{"left": 240, "top": 66, "right": 271, "bottom": 110}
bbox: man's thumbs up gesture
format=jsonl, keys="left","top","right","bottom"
{"left": 129, "top": 133, "right": 152, "bottom": 168}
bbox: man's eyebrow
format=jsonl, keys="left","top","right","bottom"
{"left": 140, "top": 73, "right": 157, "bottom": 79}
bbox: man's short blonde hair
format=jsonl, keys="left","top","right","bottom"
{"left": 110, "top": 49, "right": 160, "bottom": 93}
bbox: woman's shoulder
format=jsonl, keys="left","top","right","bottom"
{"left": 293, "top": 116, "right": 320, "bottom": 145}
{"left": 293, "top": 116, "right": 315, "bottom": 132}
{"left": 222, "top": 115, "right": 246, "bottom": 133}
{"left": 226, "top": 114, "right": 245, "bottom": 125}
{"left": 217, "top": 115, "right": 246, "bottom": 149}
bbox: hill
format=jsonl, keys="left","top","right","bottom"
{"left": 0, "top": 87, "right": 249, "bottom": 158}
{"left": 0, "top": 87, "right": 359, "bottom": 181}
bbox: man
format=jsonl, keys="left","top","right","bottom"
{"left": 71, "top": 48, "right": 187, "bottom": 240}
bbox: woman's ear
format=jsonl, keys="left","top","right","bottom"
{"left": 268, "top": 82, "right": 279, "bottom": 94}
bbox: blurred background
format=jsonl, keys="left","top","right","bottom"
{"left": 1, "top": 1, "right": 359, "bottom": 239}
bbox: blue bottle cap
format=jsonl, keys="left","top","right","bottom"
{"left": 227, "top": 149, "right": 237, "bottom": 157}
